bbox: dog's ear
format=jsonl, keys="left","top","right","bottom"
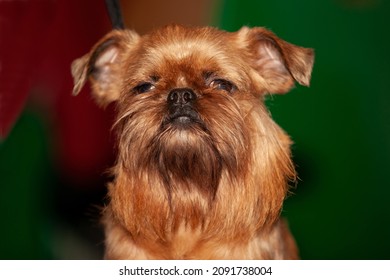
{"left": 71, "top": 29, "right": 140, "bottom": 105}
{"left": 238, "top": 27, "right": 314, "bottom": 94}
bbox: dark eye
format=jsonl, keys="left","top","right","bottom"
{"left": 210, "top": 79, "right": 235, "bottom": 93}
{"left": 133, "top": 82, "right": 155, "bottom": 94}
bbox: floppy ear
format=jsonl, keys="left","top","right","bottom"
{"left": 71, "top": 29, "right": 140, "bottom": 105}
{"left": 238, "top": 27, "right": 314, "bottom": 94}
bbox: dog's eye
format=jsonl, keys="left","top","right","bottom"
{"left": 210, "top": 79, "right": 235, "bottom": 93}
{"left": 134, "top": 82, "right": 155, "bottom": 94}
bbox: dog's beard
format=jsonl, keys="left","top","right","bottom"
{"left": 115, "top": 94, "right": 248, "bottom": 201}
{"left": 149, "top": 124, "right": 222, "bottom": 198}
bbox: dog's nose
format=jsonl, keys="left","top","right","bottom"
{"left": 167, "top": 88, "right": 196, "bottom": 105}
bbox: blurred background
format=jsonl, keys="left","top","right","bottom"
{"left": 0, "top": 0, "right": 389, "bottom": 259}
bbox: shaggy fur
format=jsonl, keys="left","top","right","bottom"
{"left": 71, "top": 25, "right": 314, "bottom": 259}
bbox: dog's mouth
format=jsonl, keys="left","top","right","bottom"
{"left": 165, "top": 106, "right": 200, "bottom": 127}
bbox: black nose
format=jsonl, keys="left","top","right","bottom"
{"left": 167, "top": 88, "right": 196, "bottom": 105}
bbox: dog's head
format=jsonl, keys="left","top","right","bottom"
{"left": 72, "top": 25, "right": 314, "bottom": 209}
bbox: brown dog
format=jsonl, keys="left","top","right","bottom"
{"left": 71, "top": 25, "right": 314, "bottom": 259}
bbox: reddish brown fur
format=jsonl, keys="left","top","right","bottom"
{"left": 71, "top": 25, "right": 314, "bottom": 259}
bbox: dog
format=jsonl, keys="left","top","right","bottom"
{"left": 71, "top": 24, "right": 314, "bottom": 259}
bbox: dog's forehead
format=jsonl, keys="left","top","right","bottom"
{"left": 146, "top": 26, "right": 227, "bottom": 54}
{"left": 135, "top": 26, "right": 244, "bottom": 76}
{"left": 147, "top": 31, "right": 221, "bottom": 59}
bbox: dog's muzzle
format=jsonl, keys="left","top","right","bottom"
{"left": 166, "top": 88, "right": 199, "bottom": 125}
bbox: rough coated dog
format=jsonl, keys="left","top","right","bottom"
{"left": 71, "top": 24, "right": 314, "bottom": 259}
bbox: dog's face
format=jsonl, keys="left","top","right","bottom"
{"left": 72, "top": 25, "right": 313, "bottom": 232}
